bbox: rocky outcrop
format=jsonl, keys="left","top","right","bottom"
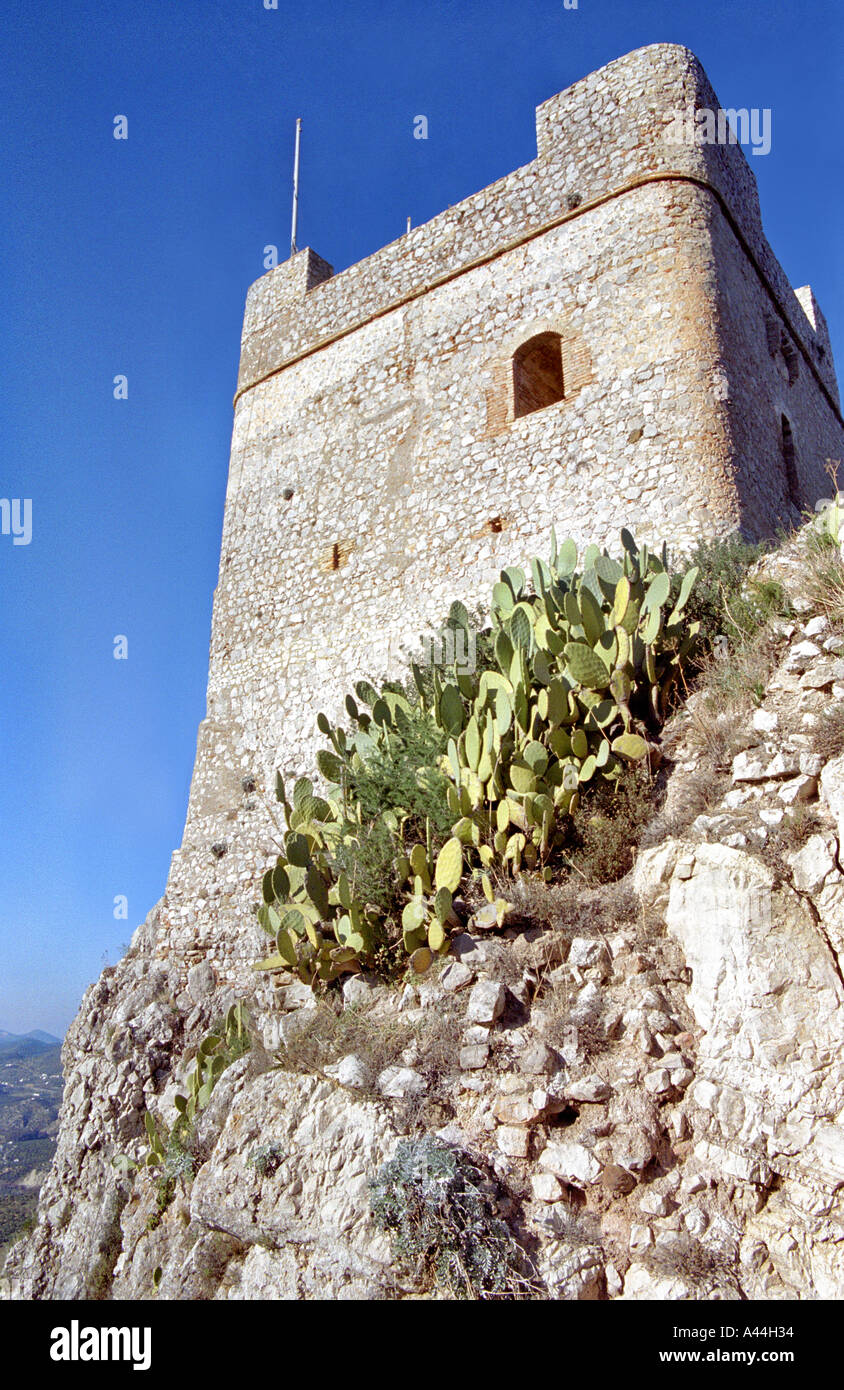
{"left": 4, "top": 602, "right": 844, "bottom": 1301}
{"left": 634, "top": 839, "right": 844, "bottom": 1296}
{"left": 2, "top": 908, "right": 185, "bottom": 1299}
{"left": 111, "top": 1067, "right": 405, "bottom": 1301}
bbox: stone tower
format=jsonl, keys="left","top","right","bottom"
{"left": 149, "top": 43, "right": 844, "bottom": 987}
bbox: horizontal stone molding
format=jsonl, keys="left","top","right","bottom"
{"left": 234, "top": 172, "right": 843, "bottom": 429}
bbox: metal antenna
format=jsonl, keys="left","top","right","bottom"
{"left": 290, "top": 118, "right": 302, "bottom": 256}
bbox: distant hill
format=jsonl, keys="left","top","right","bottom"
{"left": 0, "top": 1032, "right": 62, "bottom": 1061}
{"left": 0, "top": 1042, "right": 63, "bottom": 1258}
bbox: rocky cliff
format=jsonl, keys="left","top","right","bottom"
{"left": 4, "top": 536, "right": 844, "bottom": 1301}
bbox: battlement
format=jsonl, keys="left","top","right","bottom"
{"left": 236, "top": 44, "right": 837, "bottom": 408}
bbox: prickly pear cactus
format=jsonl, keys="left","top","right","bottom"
{"left": 251, "top": 530, "right": 698, "bottom": 987}
{"left": 427, "top": 529, "right": 699, "bottom": 874}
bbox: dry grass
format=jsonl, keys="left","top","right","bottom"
{"left": 802, "top": 529, "right": 844, "bottom": 625}
{"left": 641, "top": 1233, "right": 741, "bottom": 1296}
{"left": 541, "top": 1203, "right": 603, "bottom": 1250}
{"left": 667, "top": 706, "right": 749, "bottom": 768}
{"left": 812, "top": 702, "right": 844, "bottom": 763}
{"left": 506, "top": 875, "right": 636, "bottom": 941}
{"left": 694, "top": 626, "right": 780, "bottom": 715}
{"left": 273, "top": 991, "right": 465, "bottom": 1128}
{"left": 536, "top": 971, "right": 613, "bottom": 1058}
{"left": 755, "top": 806, "right": 826, "bottom": 885}
{"left": 273, "top": 999, "right": 415, "bottom": 1088}
{"left": 640, "top": 767, "right": 730, "bottom": 846}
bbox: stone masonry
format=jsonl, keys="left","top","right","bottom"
{"left": 149, "top": 44, "right": 844, "bottom": 987}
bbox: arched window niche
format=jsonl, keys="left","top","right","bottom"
{"left": 512, "top": 332, "right": 565, "bottom": 418}
{"left": 781, "top": 415, "right": 800, "bottom": 505}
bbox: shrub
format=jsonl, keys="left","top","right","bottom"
{"left": 560, "top": 760, "right": 662, "bottom": 884}
{"left": 147, "top": 1128, "right": 195, "bottom": 1229}
{"left": 339, "top": 705, "right": 453, "bottom": 846}
{"left": 247, "top": 1143, "right": 285, "bottom": 1178}
{"left": 369, "top": 1136, "right": 535, "bottom": 1298}
{"left": 680, "top": 534, "right": 773, "bottom": 653}
{"left": 677, "top": 534, "right": 791, "bottom": 711}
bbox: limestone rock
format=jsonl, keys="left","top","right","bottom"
{"left": 539, "top": 1142, "right": 602, "bottom": 1186}
{"left": 531, "top": 1172, "right": 564, "bottom": 1203}
{"left": 621, "top": 1262, "right": 694, "bottom": 1300}
{"left": 187, "top": 1071, "right": 402, "bottom": 1299}
{"left": 465, "top": 979, "right": 506, "bottom": 1026}
{"left": 788, "top": 834, "right": 838, "bottom": 894}
{"left": 538, "top": 1243, "right": 604, "bottom": 1300}
{"left": 731, "top": 751, "right": 768, "bottom": 783}
{"left": 568, "top": 938, "right": 611, "bottom": 972}
{"left": 324, "top": 1055, "right": 370, "bottom": 1090}
{"left": 820, "top": 755, "right": 844, "bottom": 842}
{"left": 376, "top": 1066, "right": 425, "bottom": 1100}
{"left": 496, "top": 1125, "right": 530, "bottom": 1158}
{"left": 517, "top": 1040, "right": 558, "bottom": 1075}
{"left": 565, "top": 1075, "right": 612, "bottom": 1103}
{"left": 493, "top": 1091, "right": 545, "bottom": 1126}
{"left": 459, "top": 1044, "right": 489, "bottom": 1070}
{"left": 342, "top": 975, "right": 380, "bottom": 1007}
{"left": 187, "top": 961, "right": 217, "bottom": 1003}
{"left": 635, "top": 837, "right": 844, "bottom": 1296}
{"left": 639, "top": 1189, "right": 674, "bottom": 1217}
{"left": 440, "top": 960, "right": 473, "bottom": 993}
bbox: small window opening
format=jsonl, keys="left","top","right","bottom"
{"left": 488, "top": 516, "right": 504, "bottom": 533}
{"left": 781, "top": 333, "right": 799, "bottom": 386}
{"left": 512, "top": 333, "right": 565, "bottom": 418}
{"left": 318, "top": 540, "right": 350, "bottom": 573}
{"left": 781, "top": 416, "right": 799, "bottom": 505}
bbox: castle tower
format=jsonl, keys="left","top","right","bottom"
{"left": 147, "top": 43, "right": 844, "bottom": 987}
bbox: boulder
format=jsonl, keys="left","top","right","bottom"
{"left": 465, "top": 979, "right": 506, "bottom": 1026}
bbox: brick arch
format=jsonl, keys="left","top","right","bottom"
{"left": 483, "top": 318, "right": 593, "bottom": 435}
{"left": 513, "top": 332, "right": 565, "bottom": 417}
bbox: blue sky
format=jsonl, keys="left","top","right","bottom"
{"left": 0, "top": 0, "right": 841, "bottom": 1036}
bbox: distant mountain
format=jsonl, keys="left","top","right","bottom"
{"left": 0, "top": 1032, "right": 62, "bottom": 1061}
{"left": 0, "top": 1031, "right": 61, "bottom": 1046}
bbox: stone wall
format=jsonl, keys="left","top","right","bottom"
{"left": 153, "top": 43, "right": 844, "bottom": 985}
